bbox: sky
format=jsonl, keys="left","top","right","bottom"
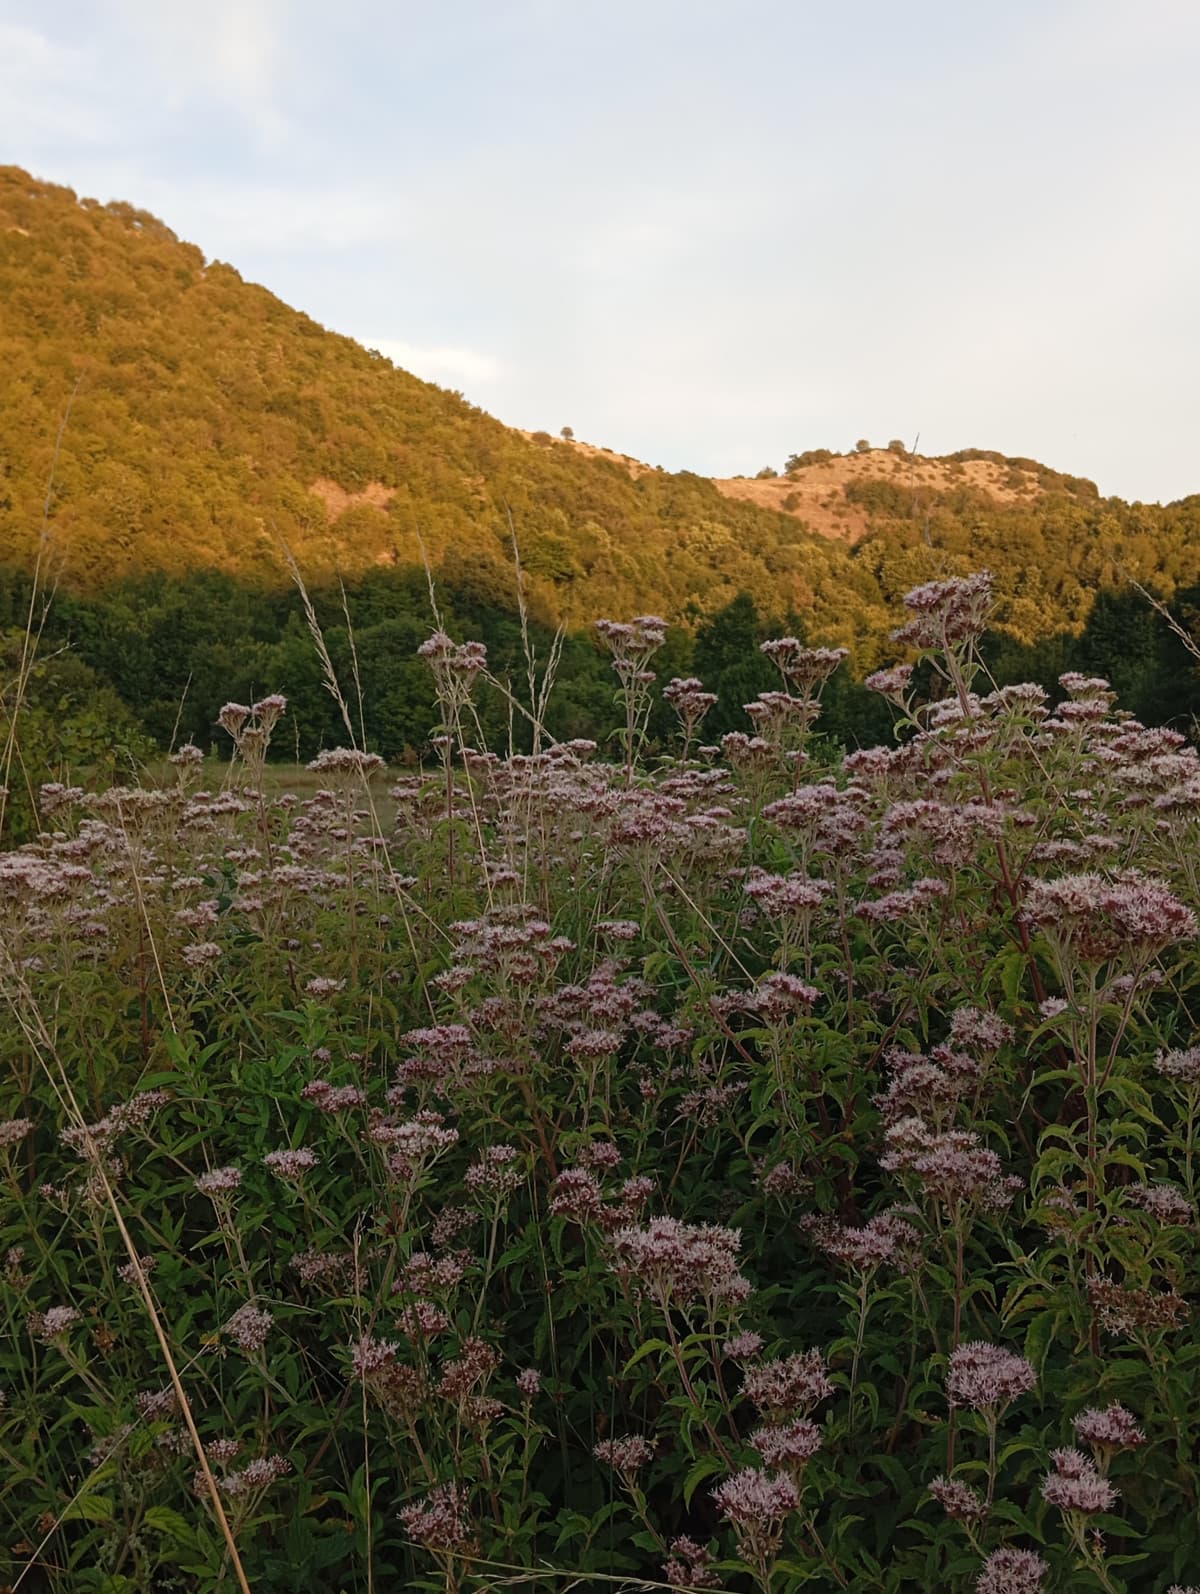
{"left": 3, "top": 0, "right": 1199, "bottom": 503}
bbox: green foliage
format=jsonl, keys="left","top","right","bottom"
{"left": 785, "top": 449, "right": 836, "bottom": 472}
{"left": 843, "top": 477, "right": 914, "bottom": 517}
{"left": 0, "top": 628, "right": 154, "bottom": 839}
{"left": 4, "top": 588, "right": 1200, "bottom": 1591}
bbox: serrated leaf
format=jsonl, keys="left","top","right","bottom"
{"left": 143, "top": 1505, "right": 193, "bottom": 1539}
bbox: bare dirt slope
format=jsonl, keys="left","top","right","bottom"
{"left": 528, "top": 434, "right": 1092, "bottom": 544}
{"left": 712, "top": 450, "right": 1061, "bottom": 542}
{"left": 516, "top": 430, "right": 653, "bottom": 479}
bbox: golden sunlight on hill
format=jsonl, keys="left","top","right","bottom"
{"left": 712, "top": 450, "right": 1061, "bottom": 542}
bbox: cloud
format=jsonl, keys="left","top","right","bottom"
{"left": 111, "top": 0, "right": 290, "bottom": 142}
{"left": 369, "top": 339, "right": 502, "bottom": 390}
{"left": 0, "top": 23, "right": 113, "bottom": 145}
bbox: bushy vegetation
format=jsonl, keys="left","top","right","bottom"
{"left": 4, "top": 575, "right": 1200, "bottom": 1592}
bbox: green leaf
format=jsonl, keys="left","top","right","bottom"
{"left": 143, "top": 1505, "right": 193, "bottom": 1539}
{"left": 61, "top": 1492, "right": 116, "bottom": 1524}
{"left": 621, "top": 1337, "right": 670, "bottom": 1374}
{"left": 683, "top": 1453, "right": 725, "bottom": 1508}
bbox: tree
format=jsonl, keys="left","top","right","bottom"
{"left": 692, "top": 593, "right": 776, "bottom": 738}
{"left": 785, "top": 449, "right": 834, "bottom": 473}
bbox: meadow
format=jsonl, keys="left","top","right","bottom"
{"left": 2, "top": 572, "right": 1199, "bottom": 1593}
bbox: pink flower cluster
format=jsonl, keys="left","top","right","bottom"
{"left": 663, "top": 1535, "right": 719, "bottom": 1588}
{"left": 750, "top": 1417, "right": 822, "bottom": 1468}
{"left": 812, "top": 1210, "right": 922, "bottom": 1274}
{"left": 1072, "top": 1402, "right": 1145, "bottom": 1454}
{"left": 218, "top": 1454, "right": 291, "bottom": 1497}
{"left": 928, "top": 1474, "right": 987, "bottom": 1524}
{"left": 397, "top": 1481, "right": 473, "bottom": 1549}
{"left": 263, "top": 1147, "right": 319, "bottom": 1178}
{"left": 712, "top": 1466, "right": 799, "bottom": 1526}
{"left": 224, "top": 1303, "right": 273, "bottom": 1353}
{"left": 882, "top": 1118, "right": 1019, "bottom": 1211}
{"left": 1041, "top": 1447, "right": 1119, "bottom": 1514}
{"left": 945, "top": 1342, "right": 1036, "bottom": 1413}
{"left": 742, "top": 1348, "right": 834, "bottom": 1417}
{"left": 594, "top": 1434, "right": 656, "bottom": 1473}
{"left": 608, "top": 1216, "right": 750, "bottom": 1307}
{"left": 975, "top": 1547, "right": 1049, "bottom": 1593}
{"left": 27, "top": 1305, "right": 80, "bottom": 1344}
{"left": 891, "top": 572, "right": 994, "bottom": 649}
{"left": 1022, "top": 870, "right": 1196, "bottom": 965}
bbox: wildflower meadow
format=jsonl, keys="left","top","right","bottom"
{"left": 2, "top": 573, "right": 1200, "bottom": 1593}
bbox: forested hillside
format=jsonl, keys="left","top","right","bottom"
{"left": 3, "top": 164, "right": 1200, "bottom": 817}
{"left": 0, "top": 166, "right": 870, "bottom": 639}
{"left": 6, "top": 165, "right": 1200, "bottom": 649}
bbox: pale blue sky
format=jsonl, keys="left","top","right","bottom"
{"left": 3, "top": 0, "right": 1199, "bottom": 501}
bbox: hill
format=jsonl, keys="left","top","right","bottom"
{"left": 713, "top": 445, "right": 1104, "bottom": 542}
{"left": 542, "top": 432, "right": 1110, "bottom": 547}
{"left": 3, "top": 163, "right": 1200, "bottom": 812}
{"left": 0, "top": 165, "right": 867, "bottom": 641}
{"left": 6, "top": 165, "right": 1200, "bottom": 668}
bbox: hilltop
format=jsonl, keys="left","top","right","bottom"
{"left": 713, "top": 445, "right": 1103, "bottom": 542}
{"left": 543, "top": 431, "right": 1107, "bottom": 545}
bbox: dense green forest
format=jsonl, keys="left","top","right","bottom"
{"left": 3, "top": 560, "right": 1199, "bottom": 839}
